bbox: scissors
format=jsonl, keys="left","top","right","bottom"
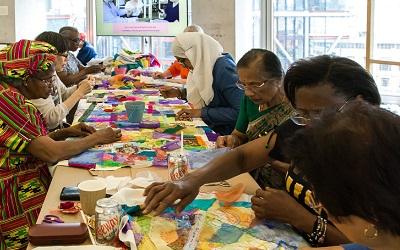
{"left": 42, "top": 215, "right": 64, "bottom": 224}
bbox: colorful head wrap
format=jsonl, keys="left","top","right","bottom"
{"left": 0, "top": 39, "right": 57, "bottom": 80}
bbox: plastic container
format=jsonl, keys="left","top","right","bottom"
{"left": 124, "top": 101, "right": 145, "bottom": 123}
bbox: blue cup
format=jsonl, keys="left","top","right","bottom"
{"left": 124, "top": 101, "right": 145, "bottom": 123}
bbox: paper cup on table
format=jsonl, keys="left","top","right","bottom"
{"left": 78, "top": 179, "right": 107, "bottom": 215}
{"left": 124, "top": 101, "right": 145, "bottom": 123}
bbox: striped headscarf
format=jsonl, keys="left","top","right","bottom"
{"left": 0, "top": 39, "right": 57, "bottom": 80}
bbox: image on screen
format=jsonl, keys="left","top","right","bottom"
{"left": 97, "top": 0, "right": 188, "bottom": 36}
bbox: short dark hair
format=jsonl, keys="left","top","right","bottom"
{"left": 59, "top": 26, "right": 78, "bottom": 34}
{"left": 283, "top": 55, "right": 381, "bottom": 107}
{"left": 286, "top": 101, "right": 400, "bottom": 235}
{"left": 237, "top": 49, "right": 283, "bottom": 79}
{"left": 35, "top": 31, "right": 67, "bottom": 54}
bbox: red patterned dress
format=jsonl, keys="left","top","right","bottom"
{"left": 0, "top": 82, "right": 51, "bottom": 249}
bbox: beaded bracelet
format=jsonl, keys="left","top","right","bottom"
{"left": 306, "top": 215, "right": 328, "bottom": 246}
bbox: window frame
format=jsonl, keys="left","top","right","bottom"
{"left": 266, "top": 0, "right": 400, "bottom": 104}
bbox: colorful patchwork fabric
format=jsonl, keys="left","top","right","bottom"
{"left": 0, "top": 82, "right": 51, "bottom": 249}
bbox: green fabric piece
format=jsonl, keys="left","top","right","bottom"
{"left": 78, "top": 103, "right": 97, "bottom": 122}
{"left": 136, "top": 216, "right": 152, "bottom": 234}
{"left": 163, "top": 125, "right": 185, "bottom": 134}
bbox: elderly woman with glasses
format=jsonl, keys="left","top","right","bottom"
{"left": 0, "top": 40, "right": 121, "bottom": 249}
{"left": 215, "top": 49, "right": 294, "bottom": 188}
{"left": 142, "top": 55, "right": 381, "bottom": 247}
{"left": 31, "top": 31, "right": 94, "bottom": 130}
{"left": 160, "top": 32, "right": 243, "bottom": 135}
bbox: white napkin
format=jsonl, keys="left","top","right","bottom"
{"left": 111, "top": 188, "right": 145, "bottom": 206}
{"left": 95, "top": 176, "right": 132, "bottom": 195}
{"left": 118, "top": 215, "right": 137, "bottom": 250}
{"left": 129, "top": 171, "right": 161, "bottom": 188}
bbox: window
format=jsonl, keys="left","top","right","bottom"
{"left": 379, "top": 64, "right": 391, "bottom": 71}
{"left": 381, "top": 78, "right": 390, "bottom": 87}
{"left": 15, "top": 0, "right": 87, "bottom": 40}
{"left": 271, "top": 0, "right": 400, "bottom": 103}
{"left": 273, "top": 0, "right": 367, "bottom": 69}
{"left": 96, "top": 36, "right": 142, "bottom": 59}
{"left": 151, "top": 37, "right": 175, "bottom": 70}
{"left": 367, "top": 0, "right": 400, "bottom": 102}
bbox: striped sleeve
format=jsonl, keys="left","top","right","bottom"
{"left": 0, "top": 87, "right": 47, "bottom": 153}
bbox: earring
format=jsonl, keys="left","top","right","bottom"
{"left": 364, "top": 224, "right": 378, "bottom": 239}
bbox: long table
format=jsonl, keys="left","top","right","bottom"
{"left": 28, "top": 165, "right": 259, "bottom": 249}
{"left": 28, "top": 78, "right": 261, "bottom": 249}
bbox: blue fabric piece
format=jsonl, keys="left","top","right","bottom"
{"left": 77, "top": 41, "right": 97, "bottom": 66}
{"left": 231, "top": 201, "right": 252, "bottom": 208}
{"left": 201, "top": 53, "right": 243, "bottom": 135}
{"left": 342, "top": 244, "right": 371, "bottom": 250}
{"left": 163, "top": 198, "right": 216, "bottom": 213}
{"left": 164, "top": 1, "right": 179, "bottom": 22}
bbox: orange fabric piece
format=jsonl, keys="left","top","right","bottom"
{"left": 167, "top": 60, "right": 189, "bottom": 79}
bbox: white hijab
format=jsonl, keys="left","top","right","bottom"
{"left": 172, "top": 32, "right": 223, "bottom": 108}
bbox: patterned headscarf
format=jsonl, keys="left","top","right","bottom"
{"left": 0, "top": 39, "right": 57, "bottom": 80}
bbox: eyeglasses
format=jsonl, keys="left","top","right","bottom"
{"left": 35, "top": 75, "right": 56, "bottom": 86}
{"left": 236, "top": 80, "right": 267, "bottom": 90}
{"left": 291, "top": 96, "right": 353, "bottom": 126}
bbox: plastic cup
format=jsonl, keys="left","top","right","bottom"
{"left": 124, "top": 101, "right": 145, "bottom": 123}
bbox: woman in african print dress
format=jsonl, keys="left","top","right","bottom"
{"left": 0, "top": 40, "right": 121, "bottom": 249}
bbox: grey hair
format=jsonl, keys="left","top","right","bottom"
{"left": 59, "top": 26, "right": 78, "bottom": 35}
{"left": 184, "top": 24, "right": 204, "bottom": 33}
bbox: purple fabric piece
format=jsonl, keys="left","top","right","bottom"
{"left": 205, "top": 131, "right": 219, "bottom": 142}
{"left": 139, "top": 121, "right": 160, "bottom": 129}
{"left": 152, "top": 157, "right": 168, "bottom": 167}
{"left": 161, "top": 140, "right": 181, "bottom": 151}
{"left": 133, "top": 89, "right": 159, "bottom": 95}
{"left": 158, "top": 99, "right": 186, "bottom": 105}
{"left": 153, "top": 131, "right": 178, "bottom": 140}
{"left": 122, "top": 76, "right": 136, "bottom": 83}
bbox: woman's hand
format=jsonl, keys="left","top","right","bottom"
{"left": 176, "top": 108, "right": 202, "bottom": 120}
{"left": 251, "top": 188, "right": 309, "bottom": 224}
{"left": 84, "top": 65, "right": 104, "bottom": 74}
{"left": 143, "top": 180, "right": 200, "bottom": 215}
{"left": 77, "top": 78, "right": 93, "bottom": 96}
{"left": 152, "top": 72, "right": 165, "bottom": 79}
{"left": 93, "top": 127, "right": 122, "bottom": 145}
{"left": 62, "top": 123, "right": 96, "bottom": 137}
{"left": 216, "top": 135, "right": 240, "bottom": 148}
{"left": 159, "top": 86, "right": 182, "bottom": 98}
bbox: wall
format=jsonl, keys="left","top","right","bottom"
{"left": 191, "top": 0, "right": 236, "bottom": 59}
{"left": 0, "top": 0, "right": 15, "bottom": 43}
{"left": 15, "top": 0, "right": 47, "bottom": 40}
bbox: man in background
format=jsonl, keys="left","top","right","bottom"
{"left": 77, "top": 32, "right": 97, "bottom": 66}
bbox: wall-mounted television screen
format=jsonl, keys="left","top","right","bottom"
{"left": 97, "top": 0, "right": 188, "bottom": 36}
